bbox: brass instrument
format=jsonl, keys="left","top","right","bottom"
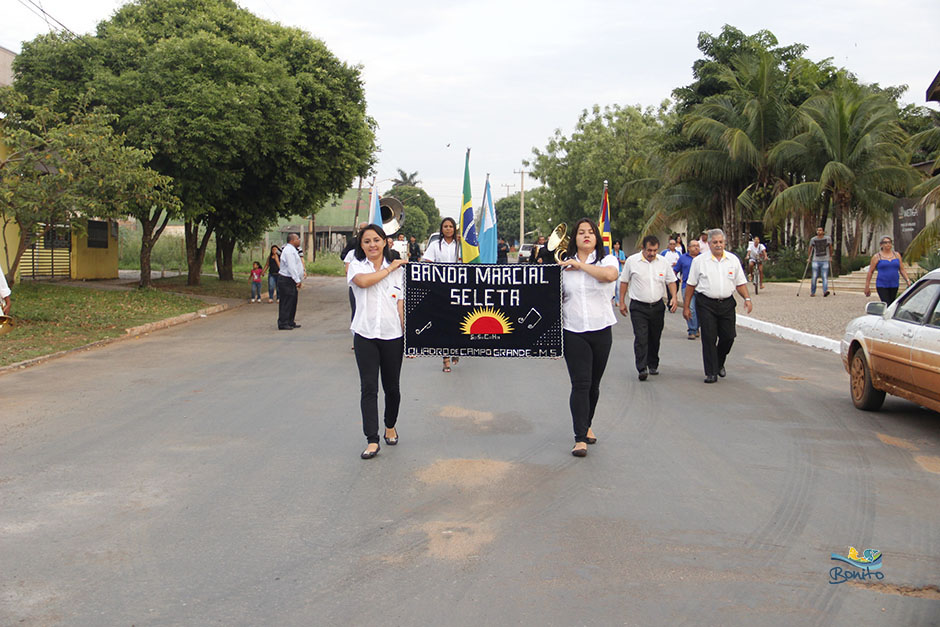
{"left": 379, "top": 197, "right": 405, "bottom": 235}
{"left": 0, "top": 315, "right": 15, "bottom": 337}
{"left": 546, "top": 223, "right": 570, "bottom": 263}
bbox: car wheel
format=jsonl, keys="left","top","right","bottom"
{"left": 850, "top": 350, "right": 886, "bottom": 411}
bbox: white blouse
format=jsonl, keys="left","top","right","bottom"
{"left": 347, "top": 257, "right": 405, "bottom": 340}
{"left": 422, "top": 238, "right": 458, "bottom": 263}
{"left": 562, "top": 252, "right": 620, "bottom": 333}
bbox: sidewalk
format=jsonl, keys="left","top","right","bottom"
{"left": 736, "top": 280, "right": 879, "bottom": 341}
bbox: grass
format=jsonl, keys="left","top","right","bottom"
{"left": 152, "top": 275, "right": 255, "bottom": 301}
{"left": 1, "top": 282, "right": 205, "bottom": 368}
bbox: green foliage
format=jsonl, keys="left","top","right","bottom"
{"left": 391, "top": 169, "right": 421, "bottom": 187}
{"left": 493, "top": 188, "right": 548, "bottom": 244}
{"left": 305, "top": 252, "right": 345, "bottom": 277}
{"left": 761, "top": 247, "right": 808, "bottom": 281}
{"left": 0, "top": 282, "right": 203, "bottom": 367}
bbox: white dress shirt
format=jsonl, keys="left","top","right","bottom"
{"left": 343, "top": 249, "right": 356, "bottom": 264}
{"left": 687, "top": 251, "right": 747, "bottom": 299}
{"left": 562, "top": 252, "right": 620, "bottom": 333}
{"left": 660, "top": 248, "right": 680, "bottom": 270}
{"left": 422, "top": 239, "right": 458, "bottom": 263}
{"left": 620, "top": 252, "right": 677, "bottom": 303}
{"left": 0, "top": 263, "right": 10, "bottom": 299}
{"left": 347, "top": 257, "right": 404, "bottom": 340}
{"left": 278, "top": 243, "right": 304, "bottom": 283}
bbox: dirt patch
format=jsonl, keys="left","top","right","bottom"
{"left": 848, "top": 582, "right": 940, "bottom": 599}
{"left": 417, "top": 521, "right": 495, "bottom": 560}
{"left": 438, "top": 405, "right": 533, "bottom": 434}
{"left": 913, "top": 455, "right": 940, "bottom": 474}
{"left": 876, "top": 433, "right": 920, "bottom": 451}
{"left": 415, "top": 458, "right": 515, "bottom": 489}
{"left": 780, "top": 376, "right": 806, "bottom": 381}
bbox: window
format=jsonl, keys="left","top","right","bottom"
{"left": 87, "top": 220, "right": 109, "bottom": 249}
{"left": 893, "top": 281, "right": 940, "bottom": 325}
{"left": 928, "top": 291, "right": 940, "bottom": 328}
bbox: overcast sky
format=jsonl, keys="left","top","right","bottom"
{"left": 3, "top": 0, "right": 939, "bottom": 218}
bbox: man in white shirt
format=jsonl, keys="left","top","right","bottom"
{"left": 277, "top": 233, "right": 305, "bottom": 330}
{"left": 745, "top": 236, "right": 767, "bottom": 289}
{"left": 683, "top": 229, "right": 752, "bottom": 383}
{"left": 0, "top": 263, "right": 11, "bottom": 315}
{"left": 618, "top": 235, "right": 678, "bottom": 380}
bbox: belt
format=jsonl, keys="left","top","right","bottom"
{"left": 630, "top": 299, "right": 664, "bottom": 307}
{"left": 696, "top": 293, "right": 734, "bottom": 302}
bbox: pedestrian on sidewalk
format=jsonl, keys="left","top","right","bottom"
{"left": 262, "top": 245, "right": 281, "bottom": 303}
{"left": 864, "top": 236, "right": 912, "bottom": 304}
{"left": 673, "top": 239, "right": 702, "bottom": 340}
{"left": 619, "top": 235, "right": 678, "bottom": 381}
{"left": 660, "top": 237, "right": 681, "bottom": 309}
{"left": 808, "top": 227, "right": 832, "bottom": 297}
{"left": 683, "top": 229, "right": 752, "bottom": 384}
{"left": 249, "top": 262, "right": 263, "bottom": 302}
{"left": 348, "top": 224, "right": 407, "bottom": 459}
{"left": 276, "top": 233, "right": 304, "bottom": 330}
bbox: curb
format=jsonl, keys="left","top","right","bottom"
{"left": 0, "top": 302, "right": 237, "bottom": 376}
{"left": 736, "top": 315, "right": 840, "bottom": 354}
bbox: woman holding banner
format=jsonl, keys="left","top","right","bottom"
{"left": 559, "top": 218, "right": 620, "bottom": 457}
{"left": 348, "top": 224, "right": 408, "bottom": 459}
{"left": 422, "top": 217, "right": 461, "bottom": 372}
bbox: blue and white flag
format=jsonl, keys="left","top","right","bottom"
{"left": 478, "top": 175, "right": 498, "bottom": 263}
{"left": 368, "top": 183, "right": 382, "bottom": 228}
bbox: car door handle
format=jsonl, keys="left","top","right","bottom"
{"left": 902, "top": 330, "right": 915, "bottom": 338}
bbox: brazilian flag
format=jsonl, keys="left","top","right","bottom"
{"left": 459, "top": 149, "right": 480, "bottom": 263}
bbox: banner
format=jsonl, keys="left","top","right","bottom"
{"left": 405, "top": 263, "right": 562, "bottom": 358}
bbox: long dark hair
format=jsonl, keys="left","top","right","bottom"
{"left": 438, "top": 217, "right": 457, "bottom": 248}
{"left": 565, "top": 218, "right": 606, "bottom": 264}
{"left": 354, "top": 224, "right": 392, "bottom": 262}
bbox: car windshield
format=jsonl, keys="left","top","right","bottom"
{"left": 893, "top": 282, "right": 940, "bottom": 324}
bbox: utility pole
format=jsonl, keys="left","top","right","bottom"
{"left": 513, "top": 168, "right": 528, "bottom": 247}
{"left": 500, "top": 183, "right": 516, "bottom": 197}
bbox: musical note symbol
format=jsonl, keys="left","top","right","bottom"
{"left": 415, "top": 321, "right": 432, "bottom": 335}
{"left": 517, "top": 308, "right": 542, "bottom": 329}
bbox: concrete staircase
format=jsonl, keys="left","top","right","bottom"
{"left": 828, "top": 263, "right": 925, "bottom": 294}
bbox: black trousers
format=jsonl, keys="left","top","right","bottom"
{"left": 354, "top": 334, "right": 404, "bottom": 443}
{"left": 695, "top": 295, "right": 736, "bottom": 376}
{"left": 876, "top": 286, "right": 898, "bottom": 304}
{"left": 277, "top": 276, "right": 298, "bottom": 328}
{"left": 563, "top": 327, "right": 612, "bottom": 443}
{"left": 629, "top": 299, "right": 665, "bottom": 372}
{"left": 348, "top": 287, "right": 356, "bottom": 321}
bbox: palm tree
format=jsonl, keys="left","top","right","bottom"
{"left": 391, "top": 168, "right": 421, "bottom": 188}
{"left": 904, "top": 124, "right": 940, "bottom": 262}
{"left": 767, "top": 83, "right": 917, "bottom": 271}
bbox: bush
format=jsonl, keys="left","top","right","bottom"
{"left": 763, "top": 247, "right": 807, "bottom": 281}
{"left": 918, "top": 249, "right": 940, "bottom": 272}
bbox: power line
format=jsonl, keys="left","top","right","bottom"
{"left": 17, "top": 0, "right": 96, "bottom": 52}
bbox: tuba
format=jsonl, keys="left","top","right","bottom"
{"left": 379, "top": 197, "right": 405, "bottom": 235}
{"left": 0, "top": 315, "right": 15, "bottom": 336}
{"left": 546, "top": 223, "right": 570, "bottom": 263}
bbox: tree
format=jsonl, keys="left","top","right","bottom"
{"left": 391, "top": 169, "right": 421, "bottom": 188}
{"left": 904, "top": 117, "right": 940, "bottom": 262}
{"left": 0, "top": 88, "right": 177, "bottom": 283}
{"left": 767, "top": 83, "right": 918, "bottom": 271}
{"left": 494, "top": 188, "right": 548, "bottom": 245}
{"left": 14, "top": 0, "right": 375, "bottom": 286}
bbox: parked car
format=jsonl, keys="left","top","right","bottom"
{"left": 517, "top": 243, "right": 534, "bottom": 263}
{"left": 423, "top": 232, "right": 440, "bottom": 256}
{"left": 841, "top": 268, "right": 940, "bottom": 412}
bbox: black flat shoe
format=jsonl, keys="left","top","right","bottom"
{"left": 718, "top": 367, "right": 726, "bottom": 378}
{"left": 571, "top": 444, "right": 588, "bottom": 457}
{"left": 638, "top": 367, "right": 649, "bottom": 381}
{"left": 585, "top": 430, "right": 597, "bottom": 445}
{"left": 291, "top": 323, "right": 302, "bottom": 328}
{"left": 704, "top": 375, "right": 718, "bottom": 383}
{"left": 648, "top": 366, "right": 659, "bottom": 375}
{"left": 360, "top": 443, "right": 380, "bottom": 459}
{"left": 384, "top": 429, "right": 398, "bottom": 445}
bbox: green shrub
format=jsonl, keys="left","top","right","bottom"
{"left": 918, "top": 249, "right": 940, "bottom": 272}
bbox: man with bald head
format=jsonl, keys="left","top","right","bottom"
{"left": 277, "top": 232, "right": 304, "bottom": 330}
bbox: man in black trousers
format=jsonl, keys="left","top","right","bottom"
{"left": 618, "top": 235, "right": 678, "bottom": 381}
{"left": 277, "top": 232, "right": 304, "bottom": 330}
{"left": 683, "top": 229, "right": 752, "bottom": 383}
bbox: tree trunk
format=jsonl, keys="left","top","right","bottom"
{"left": 137, "top": 210, "right": 168, "bottom": 288}
{"left": 216, "top": 233, "right": 235, "bottom": 281}
{"left": 834, "top": 204, "right": 845, "bottom": 276}
{"left": 184, "top": 220, "right": 215, "bottom": 286}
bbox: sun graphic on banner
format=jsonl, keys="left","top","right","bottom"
{"left": 460, "top": 307, "right": 514, "bottom": 335}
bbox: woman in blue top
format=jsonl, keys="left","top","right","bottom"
{"left": 864, "top": 236, "right": 911, "bottom": 304}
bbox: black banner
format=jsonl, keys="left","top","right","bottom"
{"left": 405, "top": 263, "right": 562, "bottom": 358}
{"left": 894, "top": 198, "right": 926, "bottom": 254}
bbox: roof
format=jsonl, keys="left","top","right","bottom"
{"left": 316, "top": 187, "right": 367, "bottom": 228}
{"left": 928, "top": 70, "right": 940, "bottom": 103}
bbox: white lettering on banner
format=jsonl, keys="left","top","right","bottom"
{"left": 450, "top": 288, "right": 521, "bottom": 307}
{"left": 412, "top": 264, "right": 468, "bottom": 284}
{"left": 473, "top": 266, "right": 550, "bottom": 286}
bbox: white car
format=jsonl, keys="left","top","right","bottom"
{"left": 841, "top": 268, "right": 940, "bottom": 412}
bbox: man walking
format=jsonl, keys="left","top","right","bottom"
{"left": 808, "top": 226, "right": 833, "bottom": 297}
{"left": 673, "top": 239, "right": 702, "bottom": 340}
{"left": 408, "top": 236, "right": 422, "bottom": 262}
{"left": 683, "top": 229, "right": 752, "bottom": 383}
{"left": 277, "top": 232, "right": 304, "bottom": 330}
{"left": 618, "top": 235, "right": 678, "bottom": 381}
{"left": 660, "top": 237, "right": 681, "bottom": 309}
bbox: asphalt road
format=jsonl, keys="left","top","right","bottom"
{"left": 2, "top": 276, "right": 938, "bottom": 626}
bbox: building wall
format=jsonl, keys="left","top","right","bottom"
{"left": 71, "top": 220, "right": 119, "bottom": 280}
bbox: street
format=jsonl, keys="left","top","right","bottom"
{"left": 2, "top": 276, "right": 938, "bottom": 626}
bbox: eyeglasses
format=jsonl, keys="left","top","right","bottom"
{"left": 880, "top": 240, "right": 892, "bottom": 245}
